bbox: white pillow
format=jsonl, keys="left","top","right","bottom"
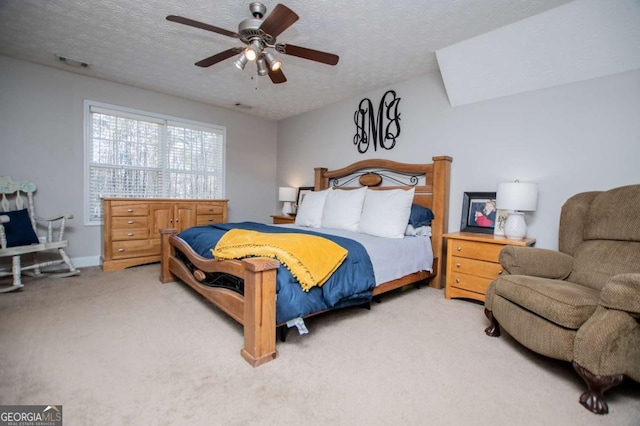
{"left": 295, "top": 189, "right": 331, "bottom": 228}
{"left": 321, "top": 187, "right": 367, "bottom": 231}
{"left": 358, "top": 188, "right": 415, "bottom": 238}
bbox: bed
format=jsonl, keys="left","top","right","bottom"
{"left": 159, "top": 156, "right": 452, "bottom": 366}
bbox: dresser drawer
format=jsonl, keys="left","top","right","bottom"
{"left": 111, "top": 217, "right": 149, "bottom": 229}
{"left": 111, "top": 228, "right": 150, "bottom": 241}
{"left": 449, "top": 240, "right": 503, "bottom": 262}
{"left": 110, "top": 204, "right": 150, "bottom": 217}
{"left": 197, "top": 203, "right": 224, "bottom": 215}
{"left": 449, "top": 256, "right": 503, "bottom": 279}
{"left": 111, "top": 239, "right": 160, "bottom": 259}
{"left": 196, "top": 214, "right": 224, "bottom": 225}
{"left": 449, "top": 272, "right": 493, "bottom": 295}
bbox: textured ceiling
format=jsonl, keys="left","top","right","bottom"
{"left": 0, "top": 0, "right": 573, "bottom": 120}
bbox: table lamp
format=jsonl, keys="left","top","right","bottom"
{"left": 278, "top": 187, "right": 297, "bottom": 215}
{"left": 496, "top": 181, "right": 538, "bottom": 239}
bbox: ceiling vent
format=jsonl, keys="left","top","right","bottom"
{"left": 55, "top": 54, "right": 89, "bottom": 68}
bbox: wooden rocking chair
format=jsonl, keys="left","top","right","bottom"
{"left": 0, "top": 177, "right": 79, "bottom": 293}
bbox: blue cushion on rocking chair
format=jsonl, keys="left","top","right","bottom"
{"left": 2, "top": 209, "right": 40, "bottom": 247}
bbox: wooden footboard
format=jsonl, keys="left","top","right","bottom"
{"left": 160, "top": 228, "right": 280, "bottom": 367}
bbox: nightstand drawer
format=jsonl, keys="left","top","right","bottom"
{"left": 449, "top": 240, "right": 503, "bottom": 262}
{"left": 449, "top": 272, "right": 493, "bottom": 295}
{"left": 271, "top": 215, "right": 296, "bottom": 224}
{"left": 444, "top": 232, "right": 535, "bottom": 302}
{"left": 450, "top": 256, "right": 504, "bottom": 279}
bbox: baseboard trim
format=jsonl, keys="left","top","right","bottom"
{"left": 72, "top": 256, "right": 101, "bottom": 269}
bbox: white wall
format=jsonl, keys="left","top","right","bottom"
{"left": 277, "top": 69, "right": 640, "bottom": 250}
{"left": 0, "top": 55, "right": 278, "bottom": 266}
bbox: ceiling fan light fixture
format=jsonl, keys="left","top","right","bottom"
{"left": 244, "top": 39, "right": 261, "bottom": 61}
{"left": 233, "top": 52, "right": 248, "bottom": 70}
{"left": 264, "top": 52, "right": 281, "bottom": 71}
{"left": 167, "top": 3, "right": 339, "bottom": 85}
{"left": 256, "top": 57, "right": 268, "bottom": 76}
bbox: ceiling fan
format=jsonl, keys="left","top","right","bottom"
{"left": 167, "top": 2, "right": 339, "bottom": 84}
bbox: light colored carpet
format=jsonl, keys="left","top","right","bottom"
{"left": 1, "top": 265, "right": 638, "bottom": 425}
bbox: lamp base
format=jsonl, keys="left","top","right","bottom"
{"left": 282, "top": 202, "right": 293, "bottom": 216}
{"left": 504, "top": 211, "right": 527, "bottom": 239}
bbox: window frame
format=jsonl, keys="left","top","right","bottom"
{"left": 83, "top": 100, "right": 226, "bottom": 226}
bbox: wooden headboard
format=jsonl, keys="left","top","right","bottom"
{"left": 313, "top": 156, "right": 452, "bottom": 289}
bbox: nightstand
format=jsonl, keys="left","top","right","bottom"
{"left": 271, "top": 214, "right": 296, "bottom": 224}
{"left": 444, "top": 232, "right": 535, "bottom": 302}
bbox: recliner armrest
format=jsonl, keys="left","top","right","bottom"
{"left": 499, "top": 246, "right": 573, "bottom": 279}
{"left": 599, "top": 273, "right": 640, "bottom": 316}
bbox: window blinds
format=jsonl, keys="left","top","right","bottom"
{"left": 86, "top": 103, "right": 225, "bottom": 223}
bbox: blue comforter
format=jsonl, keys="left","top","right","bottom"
{"left": 178, "top": 222, "right": 376, "bottom": 324}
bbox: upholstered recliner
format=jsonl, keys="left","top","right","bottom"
{"left": 483, "top": 184, "right": 640, "bottom": 414}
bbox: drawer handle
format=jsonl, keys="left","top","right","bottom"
{"left": 128, "top": 220, "right": 134, "bottom": 224}
{"left": 127, "top": 233, "right": 134, "bottom": 237}
{"left": 127, "top": 208, "right": 134, "bottom": 212}
{"left": 455, "top": 278, "right": 460, "bottom": 283}
{"left": 455, "top": 263, "right": 461, "bottom": 268}
{"left": 208, "top": 208, "right": 214, "bottom": 212}
{"left": 118, "top": 248, "right": 125, "bottom": 252}
{"left": 456, "top": 246, "right": 462, "bottom": 251}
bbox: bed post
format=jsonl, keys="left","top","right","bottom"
{"left": 160, "top": 228, "right": 178, "bottom": 283}
{"left": 240, "top": 257, "right": 280, "bottom": 367}
{"left": 430, "top": 156, "right": 452, "bottom": 289}
{"left": 314, "top": 167, "right": 328, "bottom": 190}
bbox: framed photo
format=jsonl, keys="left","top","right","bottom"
{"left": 460, "top": 192, "right": 497, "bottom": 234}
{"left": 296, "top": 187, "right": 314, "bottom": 210}
{"left": 494, "top": 209, "right": 509, "bottom": 236}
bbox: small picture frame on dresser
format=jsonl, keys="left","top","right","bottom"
{"left": 494, "top": 209, "right": 509, "bottom": 236}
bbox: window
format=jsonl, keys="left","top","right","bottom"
{"left": 84, "top": 101, "right": 225, "bottom": 225}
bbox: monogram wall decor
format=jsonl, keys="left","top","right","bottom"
{"left": 353, "top": 90, "right": 401, "bottom": 154}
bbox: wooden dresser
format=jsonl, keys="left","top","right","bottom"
{"left": 444, "top": 232, "right": 535, "bottom": 302}
{"left": 102, "top": 198, "right": 228, "bottom": 271}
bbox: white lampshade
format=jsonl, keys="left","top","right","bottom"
{"left": 278, "top": 187, "right": 297, "bottom": 202}
{"left": 496, "top": 181, "right": 538, "bottom": 239}
{"left": 278, "top": 187, "right": 297, "bottom": 215}
{"left": 496, "top": 182, "right": 538, "bottom": 211}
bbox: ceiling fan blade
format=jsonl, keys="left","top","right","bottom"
{"left": 195, "top": 48, "right": 242, "bottom": 67}
{"left": 259, "top": 4, "right": 299, "bottom": 39}
{"left": 166, "top": 15, "right": 238, "bottom": 39}
{"left": 278, "top": 44, "right": 339, "bottom": 66}
{"left": 268, "top": 68, "right": 287, "bottom": 84}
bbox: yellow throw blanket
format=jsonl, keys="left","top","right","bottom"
{"left": 212, "top": 229, "right": 348, "bottom": 292}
